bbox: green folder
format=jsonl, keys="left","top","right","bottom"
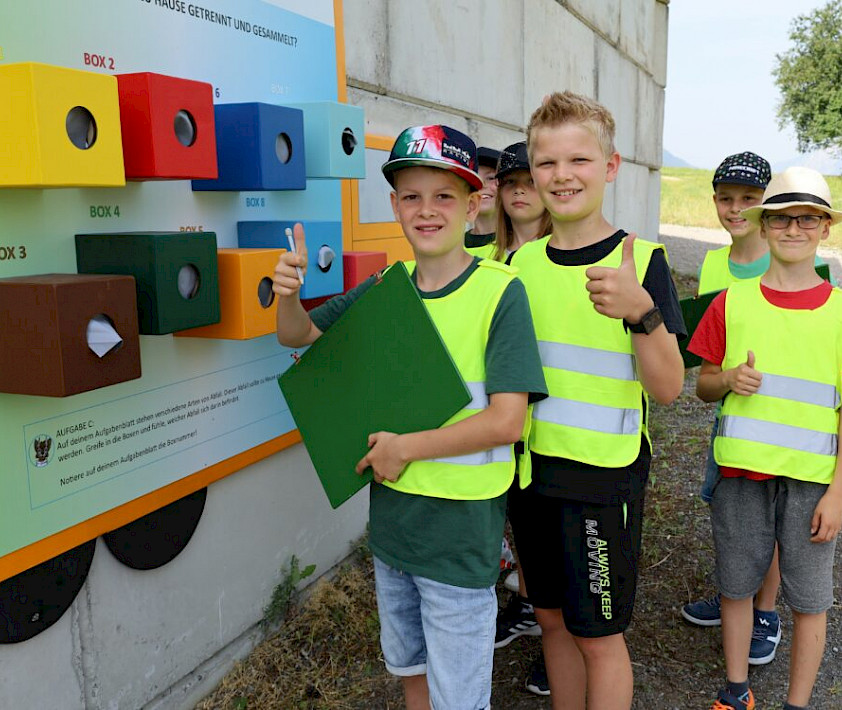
{"left": 279, "top": 262, "right": 472, "bottom": 508}
{"left": 680, "top": 263, "right": 831, "bottom": 368}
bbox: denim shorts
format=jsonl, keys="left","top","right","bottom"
{"left": 700, "top": 414, "right": 721, "bottom": 504}
{"left": 373, "top": 555, "right": 495, "bottom": 710}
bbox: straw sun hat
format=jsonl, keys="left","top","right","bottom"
{"left": 741, "top": 166, "right": 842, "bottom": 226}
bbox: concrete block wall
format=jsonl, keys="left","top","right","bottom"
{"left": 345, "top": 0, "right": 670, "bottom": 240}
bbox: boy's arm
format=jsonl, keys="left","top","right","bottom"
{"left": 355, "top": 392, "right": 528, "bottom": 483}
{"left": 696, "top": 351, "right": 762, "bottom": 402}
{"left": 272, "top": 223, "right": 323, "bottom": 347}
{"left": 585, "top": 235, "right": 684, "bottom": 404}
{"left": 811, "top": 413, "right": 842, "bottom": 543}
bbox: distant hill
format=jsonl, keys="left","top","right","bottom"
{"left": 771, "top": 149, "right": 842, "bottom": 176}
{"left": 663, "top": 149, "right": 695, "bottom": 169}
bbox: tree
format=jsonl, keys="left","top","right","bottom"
{"left": 774, "top": 1, "right": 842, "bottom": 154}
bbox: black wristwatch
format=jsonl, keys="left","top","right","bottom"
{"left": 625, "top": 305, "right": 663, "bottom": 334}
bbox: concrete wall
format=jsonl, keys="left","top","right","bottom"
{"left": 344, "top": 0, "right": 670, "bottom": 240}
{"left": 0, "top": 3, "right": 669, "bottom": 709}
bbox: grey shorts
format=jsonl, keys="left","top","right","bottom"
{"left": 711, "top": 475, "right": 837, "bottom": 614}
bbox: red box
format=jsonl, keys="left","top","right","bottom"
{"left": 117, "top": 72, "right": 217, "bottom": 180}
{"left": 343, "top": 251, "right": 387, "bottom": 290}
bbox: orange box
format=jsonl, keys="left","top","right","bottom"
{"left": 175, "top": 248, "right": 283, "bottom": 340}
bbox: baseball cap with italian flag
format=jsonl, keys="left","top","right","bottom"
{"left": 382, "top": 125, "right": 483, "bottom": 191}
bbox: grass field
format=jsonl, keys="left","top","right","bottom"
{"left": 660, "top": 166, "right": 842, "bottom": 249}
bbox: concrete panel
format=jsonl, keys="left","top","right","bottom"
{"left": 596, "top": 40, "right": 638, "bottom": 160}
{"left": 613, "top": 160, "right": 650, "bottom": 238}
{"left": 652, "top": 1, "right": 669, "bottom": 88}
{"left": 619, "top": 0, "right": 655, "bottom": 71}
{"left": 635, "top": 71, "right": 664, "bottom": 167}
{"left": 565, "top": 0, "right": 620, "bottom": 43}
{"left": 0, "top": 609, "right": 83, "bottom": 709}
{"left": 469, "top": 124, "right": 525, "bottom": 155}
{"left": 523, "top": 1, "right": 596, "bottom": 117}
{"left": 74, "top": 445, "right": 368, "bottom": 710}
{"left": 386, "top": 0, "right": 524, "bottom": 125}
{"left": 647, "top": 168, "right": 662, "bottom": 242}
{"left": 348, "top": 88, "right": 472, "bottom": 139}
{"left": 343, "top": 0, "right": 389, "bottom": 89}
{"left": 603, "top": 179, "right": 617, "bottom": 226}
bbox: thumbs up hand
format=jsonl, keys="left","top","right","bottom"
{"left": 584, "top": 235, "right": 653, "bottom": 320}
{"left": 724, "top": 350, "right": 763, "bottom": 396}
{"left": 272, "top": 222, "right": 308, "bottom": 297}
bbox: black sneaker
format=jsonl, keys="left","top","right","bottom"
{"left": 525, "top": 655, "right": 550, "bottom": 696}
{"left": 494, "top": 596, "right": 541, "bottom": 649}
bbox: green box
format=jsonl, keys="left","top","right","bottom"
{"left": 75, "top": 231, "right": 220, "bottom": 334}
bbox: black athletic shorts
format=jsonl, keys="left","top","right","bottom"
{"left": 508, "top": 483, "right": 644, "bottom": 638}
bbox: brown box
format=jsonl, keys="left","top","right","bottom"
{"left": 0, "top": 274, "right": 141, "bottom": 397}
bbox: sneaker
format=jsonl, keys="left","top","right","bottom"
{"left": 504, "top": 569, "right": 520, "bottom": 593}
{"left": 682, "top": 594, "right": 722, "bottom": 627}
{"left": 524, "top": 655, "right": 550, "bottom": 696}
{"left": 710, "top": 688, "right": 755, "bottom": 710}
{"left": 494, "top": 596, "right": 541, "bottom": 648}
{"left": 748, "top": 610, "right": 781, "bottom": 665}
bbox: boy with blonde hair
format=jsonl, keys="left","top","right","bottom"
{"left": 274, "top": 125, "right": 546, "bottom": 710}
{"left": 689, "top": 166, "right": 842, "bottom": 710}
{"left": 509, "top": 91, "right": 685, "bottom": 708}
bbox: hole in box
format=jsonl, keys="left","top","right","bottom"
{"left": 66, "top": 106, "right": 97, "bottom": 150}
{"left": 257, "top": 276, "right": 275, "bottom": 308}
{"left": 177, "top": 264, "right": 201, "bottom": 300}
{"left": 275, "top": 132, "right": 292, "bottom": 164}
{"left": 174, "top": 109, "right": 197, "bottom": 147}
{"left": 341, "top": 127, "right": 357, "bottom": 156}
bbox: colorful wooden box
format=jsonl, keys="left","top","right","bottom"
{"left": 343, "top": 251, "right": 388, "bottom": 290}
{"left": 285, "top": 101, "right": 365, "bottom": 179}
{"left": 237, "top": 220, "right": 342, "bottom": 299}
{"left": 0, "top": 274, "right": 141, "bottom": 397}
{"left": 191, "top": 102, "right": 305, "bottom": 191}
{"left": 0, "top": 62, "right": 125, "bottom": 187}
{"left": 175, "top": 248, "right": 284, "bottom": 340}
{"left": 75, "top": 231, "right": 220, "bottom": 335}
{"left": 116, "top": 72, "right": 218, "bottom": 180}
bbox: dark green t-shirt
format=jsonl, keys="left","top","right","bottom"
{"left": 309, "top": 258, "right": 547, "bottom": 588}
{"left": 464, "top": 229, "right": 495, "bottom": 248}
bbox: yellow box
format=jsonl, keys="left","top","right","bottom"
{"left": 0, "top": 62, "right": 125, "bottom": 187}
{"left": 175, "top": 248, "right": 284, "bottom": 340}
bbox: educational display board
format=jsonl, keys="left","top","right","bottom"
{"left": 0, "top": 0, "right": 357, "bottom": 576}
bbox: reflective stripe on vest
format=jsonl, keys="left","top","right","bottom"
{"left": 512, "top": 236, "right": 661, "bottom": 467}
{"left": 714, "top": 278, "right": 842, "bottom": 483}
{"left": 719, "top": 415, "right": 837, "bottom": 457}
{"left": 698, "top": 245, "right": 733, "bottom": 295}
{"left": 383, "top": 259, "right": 519, "bottom": 500}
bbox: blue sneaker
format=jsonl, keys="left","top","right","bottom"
{"left": 748, "top": 609, "right": 781, "bottom": 665}
{"left": 682, "top": 594, "right": 721, "bottom": 626}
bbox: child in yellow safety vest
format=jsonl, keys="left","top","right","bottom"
{"left": 688, "top": 166, "right": 842, "bottom": 710}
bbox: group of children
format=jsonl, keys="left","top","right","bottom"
{"left": 273, "top": 91, "right": 842, "bottom": 710}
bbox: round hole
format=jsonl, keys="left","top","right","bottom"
{"left": 177, "top": 264, "right": 201, "bottom": 300}
{"left": 66, "top": 107, "right": 97, "bottom": 150}
{"left": 275, "top": 132, "right": 292, "bottom": 164}
{"left": 257, "top": 277, "right": 275, "bottom": 309}
{"left": 341, "top": 127, "right": 357, "bottom": 156}
{"left": 174, "top": 109, "right": 197, "bottom": 147}
{"left": 86, "top": 313, "right": 123, "bottom": 358}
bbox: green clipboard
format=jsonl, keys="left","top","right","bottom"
{"left": 278, "top": 262, "right": 472, "bottom": 508}
{"left": 679, "top": 263, "right": 831, "bottom": 368}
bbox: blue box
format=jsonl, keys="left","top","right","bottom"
{"left": 192, "top": 103, "right": 306, "bottom": 191}
{"left": 237, "top": 220, "right": 343, "bottom": 299}
{"left": 285, "top": 102, "right": 365, "bottom": 179}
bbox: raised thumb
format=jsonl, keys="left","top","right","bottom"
{"left": 293, "top": 222, "right": 307, "bottom": 254}
{"left": 622, "top": 234, "right": 636, "bottom": 265}
{"left": 746, "top": 350, "right": 755, "bottom": 368}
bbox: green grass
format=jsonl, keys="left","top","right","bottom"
{"left": 660, "top": 166, "right": 842, "bottom": 249}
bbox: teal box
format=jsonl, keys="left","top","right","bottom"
{"left": 75, "top": 232, "right": 221, "bottom": 335}
{"left": 285, "top": 102, "right": 365, "bottom": 179}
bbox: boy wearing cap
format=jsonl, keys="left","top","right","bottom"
{"left": 683, "top": 153, "right": 786, "bottom": 665}
{"left": 274, "top": 125, "right": 547, "bottom": 710}
{"left": 464, "top": 146, "right": 501, "bottom": 248}
{"left": 688, "top": 166, "right": 842, "bottom": 710}
{"left": 509, "top": 91, "right": 685, "bottom": 709}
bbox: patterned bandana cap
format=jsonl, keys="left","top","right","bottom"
{"left": 382, "top": 125, "right": 483, "bottom": 190}
{"left": 477, "top": 146, "right": 502, "bottom": 168}
{"left": 495, "top": 141, "right": 529, "bottom": 180}
{"left": 712, "top": 151, "right": 771, "bottom": 190}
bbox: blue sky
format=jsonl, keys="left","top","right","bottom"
{"left": 663, "top": 0, "right": 830, "bottom": 170}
